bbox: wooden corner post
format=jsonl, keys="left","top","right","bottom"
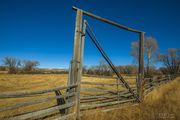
{"left": 71, "top": 9, "right": 83, "bottom": 120}
{"left": 137, "top": 32, "right": 144, "bottom": 102}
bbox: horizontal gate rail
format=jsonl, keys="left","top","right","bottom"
{"left": 81, "top": 88, "right": 118, "bottom": 94}
{"left": 0, "top": 84, "right": 77, "bottom": 99}
{"left": 9, "top": 102, "right": 75, "bottom": 120}
{"left": 72, "top": 6, "right": 143, "bottom": 33}
{"left": 80, "top": 99, "right": 136, "bottom": 110}
{"left": 81, "top": 81, "right": 123, "bottom": 86}
{"left": 81, "top": 95, "right": 118, "bottom": 100}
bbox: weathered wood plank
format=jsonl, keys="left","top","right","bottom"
{"left": 9, "top": 102, "right": 75, "bottom": 120}
{"left": 72, "top": 6, "right": 143, "bottom": 33}
{"left": 81, "top": 88, "right": 117, "bottom": 94}
{"left": 137, "top": 32, "right": 144, "bottom": 102}
{"left": 0, "top": 84, "right": 77, "bottom": 98}
{"left": 80, "top": 97, "right": 118, "bottom": 104}
{"left": 80, "top": 93, "right": 134, "bottom": 104}
{"left": 81, "top": 92, "right": 133, "bottom": 100}
{"left": 81, "top": 81, "right": 123, "bottom": 86}
{"left": 80, "top": 95, "right": 118, "bottom": 100}
{"left": 80, "top": 99, "right": 135, "bottom": 110}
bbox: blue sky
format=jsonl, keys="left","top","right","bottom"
{"left": 0, "top": 0, "right": 180, "bottom": 68}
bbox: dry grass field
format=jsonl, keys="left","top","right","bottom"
{"left": 0, "top": 74, "right": 179, "bottom": 120}
{"left": 0, "top": 74, "right": 68, "bottom": 118}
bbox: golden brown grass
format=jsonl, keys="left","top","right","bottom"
{"left": 1, "top": 74, "right": 178, "bottom": 120}
{"left": 81, "top": 77, "right": 180, "bottom": 120}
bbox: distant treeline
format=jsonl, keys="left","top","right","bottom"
{"left": 0, "top": 57, "right": 68, "bottom": 74}
{"left": 82, "top": 64, "right": 178, "bottom": 77}
{"left": 82, "top": 62, "right": 161, "bottom": 76}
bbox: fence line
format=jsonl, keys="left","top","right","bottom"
{"left": 143, "top": 75, "right": 177, "bottom": 95}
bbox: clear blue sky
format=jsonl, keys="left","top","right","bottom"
{"left": 0, "top": 0, "right": 180, "bottom": 68}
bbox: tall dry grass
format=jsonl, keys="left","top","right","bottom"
{"left": 81, "top": 77, "right": 180, "bottom": 120}
{"left": 0, "top": 74, "right": 179, "bottom": 119}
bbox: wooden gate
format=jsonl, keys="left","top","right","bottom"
{"left": 68, "top": 6, "right": 145, "bottom": 120}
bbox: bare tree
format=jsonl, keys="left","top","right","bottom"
{"left": 145, "top": 37, "right": 158, "bottom": 74}
{"left": 116, "top": 65, "right": 138, "bottom": 74}
{"left": 131, "top": 41, "right": 139, "bottom": 64}
{"left": 131, "top": 36, "right": 158, "bottom": 75}
{"left": 98, "top": 59, "right": 107, "bottom": 75}
{"left": 2, "top": 57, "right": 21, "bottom": 73}
{"left": 22, "top": 60, "right": 40, "bottom": 72}
{"left": 158, "top": 48, "right": 180, "bottom": 74}
{"left": 82, "top": 65, "right": 88, "bottom": 74}
{"left": 85, "top": 59, "right": 112, "bottom": 76}
{"left": 98, "top": 59, "right": 112, "bottom": 76}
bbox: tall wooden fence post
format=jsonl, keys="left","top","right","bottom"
{"left": 76, "top": 19, "right": 87, "bottom": 120}
{"left": 137, "top": 32, "right": 144, "bottom": 102}
{"left": 70, "top": 9, "right": 83, "bottom": 120}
